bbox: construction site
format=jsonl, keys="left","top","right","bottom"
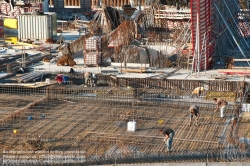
{"left": 0, "top": 0, "right": 250, "bottom": 165}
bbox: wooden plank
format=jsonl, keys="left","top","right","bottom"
{"left": 233, "top": 67, "right": 250, "bottom": 69}
{"left": 218, "top": 69, "right": 250, "bottom": 75}
{"left": 122, "top": 68, "right": 146, "bottom": 73}
{"left": 2, "top": 82, "right": 56, "bottom": 88}
{"left": 218, "top": 69, "right": 250, "bottom": 72}
{"left": 234, "top": 59, "right": 250, "bottom": 62}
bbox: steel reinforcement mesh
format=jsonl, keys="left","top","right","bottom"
{"left": 0, "top": 83, "right": 248, "bottom": 164}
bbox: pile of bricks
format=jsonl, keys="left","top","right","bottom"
{"left": 85, "top": 52, "right": 102, "bottom": 66}
{"left": 85, "top": 36, "right": 102, "bottom": 51}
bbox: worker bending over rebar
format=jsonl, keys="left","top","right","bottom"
{"left": 189, "top": 104, "right": 200, "bottom": 126}
{"left": 213, "top": 98, "right": 228, "bottom": 118}
{"left": 159, "top": 127, "right": 175, "bottom": 152}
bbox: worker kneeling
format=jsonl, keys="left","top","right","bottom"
{"left": 189, "top": 104, "right": 200, "bottom": 126}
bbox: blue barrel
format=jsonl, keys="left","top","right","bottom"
{"left": 41, "top": 114, "right": 45, "bottom": 119}
{"left": 28, "top": 116, "right": 33, "bottom": 120}
{"left": 63, "top": 75, "right": 69, "bottom": 82}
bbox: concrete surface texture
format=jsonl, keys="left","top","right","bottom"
{"left": 99, "top": 162, "right": 250, "bottom": 166}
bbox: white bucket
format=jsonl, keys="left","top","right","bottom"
{"left": 127, "top": 121, "right": 136, "bottom": 131}
{"left": 45, "top": 78, "right": 50, "bottom": 84}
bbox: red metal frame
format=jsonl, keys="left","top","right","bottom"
{"left": 191, "top": 0, "right": 214, "bottom": 70}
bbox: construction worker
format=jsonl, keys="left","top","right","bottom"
{"left": 213, "top": 98, "right": 228, "bottom": 118}
{"left": 192, "top": 87, "right": 204, "bottom": 98}
{"left": 69, "top": 68, "right": 75, "bottom": 74}
{"left": 189, "top": 104, "right": 200, "bottom": 126}
{"left": 159, "top": 127, "right": 175, "bottom": 152}
{"left": 84, "top": 72, "right": 93, "bottom": 87}
{"left": 92, "top": 73, "right": 98, "bottom": 87}
{"left": 55, "top": 74, "right": 64, "bottom": 84}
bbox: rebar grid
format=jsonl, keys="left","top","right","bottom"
{"left": 46, "top": 85, "right": 240, "bottom": 108}
{"left": 0, "top": 82, "right": 247, "bottom": 164}
{"left": 234, "top": 115, "right": 250, "bottom": 151}
{"left": 0, "top": 97, "right": 242, "bottom": 162}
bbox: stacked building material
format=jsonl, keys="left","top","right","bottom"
{"left": 17, "top": 72, "right": 47, "bottom": 83}
{"left": 84, "top": 36, "right": 107, "bottom": 67}
{"left": 85, "top": 52, "right": 102, "bottom": 66}
{"left": 85, "top": 36, "right": 102, "bottom": 51}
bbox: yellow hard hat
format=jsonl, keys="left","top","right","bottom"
{"left": 13, "top": 129, "right": 18, "bottom": 134}
{"left": 158, "top": 119, "right": 164, "bottom": 124}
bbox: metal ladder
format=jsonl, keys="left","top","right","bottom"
{"left": 168, "top": 20, "right": 191, "bottom": 57}
{"left": 166, "top": 21, "right": 191, "bottom": 69}
{"left": 187, "top": 55, "right": 194, "bottom": 70}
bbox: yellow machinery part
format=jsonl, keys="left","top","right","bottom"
{"left": 5, "top": 36, "right": 18, "bottom": 44}
{"left": 4, "top": 18, "right": 18, "bottom": 29}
